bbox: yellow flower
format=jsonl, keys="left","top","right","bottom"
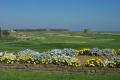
{"left": 33, "top": 62, "right": 36, "bottom": 64}
{"left": 90, "top": 64, "right": 95, "bottom": 67}
{"left": 11, "top": 61, "right": 14, "bottom": 64}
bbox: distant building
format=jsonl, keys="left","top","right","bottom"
{"left": 10, "top": 29, "right": 16, "bottom": 32}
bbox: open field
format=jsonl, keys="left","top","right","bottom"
{"left": 0, "top": 71, "right": 120, "bottom": 80}
{"left": 0, "top": 31, "right": 120, "bottom": 52}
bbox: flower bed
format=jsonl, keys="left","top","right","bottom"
{"left": 0, "top": 48, "right": 120, "bottom": 68}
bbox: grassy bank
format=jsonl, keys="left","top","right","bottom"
{"left": 0, "top": 71, "right": 120, "bottom": 80}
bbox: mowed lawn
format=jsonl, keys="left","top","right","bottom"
{"left": 0, "top": 31, "right": 120, "bottom": 52}
{"left": 0, "top": 71, "right": 120, "bottom": 80}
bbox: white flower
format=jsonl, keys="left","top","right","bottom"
{"left": 0, "top": 52, "right": 3, "bottom": 57}
{"left": 3, "top": 53, "right": 16, "bottom": 59}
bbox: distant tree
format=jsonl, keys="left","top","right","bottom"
{"left": 84, "top": 28, "right": 92, "bottom": 33}
{"left": 2, "top": 30, "right": 10, "bottom": 37}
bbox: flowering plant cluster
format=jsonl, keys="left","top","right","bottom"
{"left": 76, "top": 48, "right": 90, "bottom": 55}
{"left": 104, "top": 60, "right": 120, "bottom": 68}
{"left": 85, "top": 57, "right": 120, "bottom": 68}
{"left": 116, "top": 49, "right": 120, "bottom": 55}
{"left": 104, "top": 56, "right": 120, "bottom": 68}
{"left": 49, "top": 49, "right": 80, "bottom": 67}
{"left": 0, "top": 49, "right": 81, "bottom": 67}
{"left": 77, "top": 48, "right": 118, "bottom": 56}
{"left": 17, "top": 56, "right": 38, "bottom": 64}
{"left": 85, "top": 58, "right": 104, "bottom": 67}
{"left": 0, "top": 53, "right": 16, "bottom": 64}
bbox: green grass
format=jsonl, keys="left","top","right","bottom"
{"left": 0, "top": 71, "right": 120, "bottom": 80}
{"left": 0, "top": 31, "right": 120, "bottom": 52}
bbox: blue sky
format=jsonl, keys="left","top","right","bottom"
{"left": 0, "top": 0, "right": 120, "bottom": 31}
